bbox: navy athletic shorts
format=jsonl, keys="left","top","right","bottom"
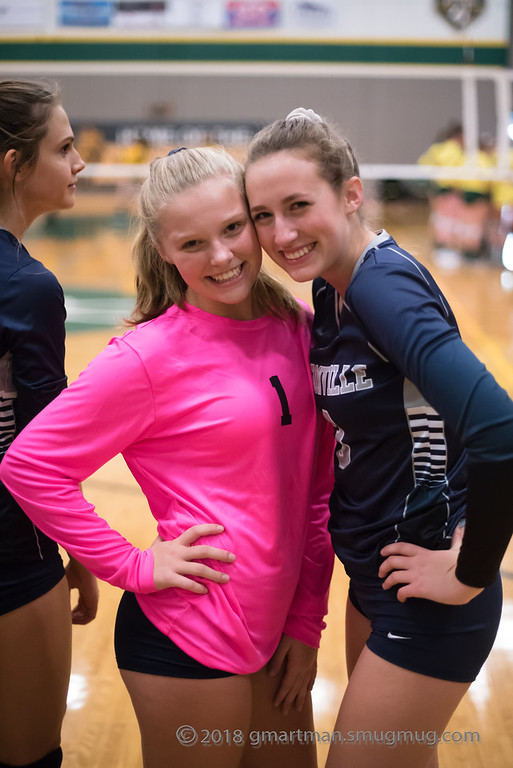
{"left": 348, "top": 571, "right": 502, "bottom": 683}
{"left": 0, "top": 482, "right": 66, "bottom": 615}
{"left": 114, "top": 590, "right": 235, "bottom": 679}
{"left": 0, "top": 557, "right": 65, "bottom": 616}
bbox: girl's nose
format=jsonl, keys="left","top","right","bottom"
{"left": 273, "top": 216, "right": 298, "bottom": 247}
{"left": 210, "top": 241, "right": 233, "bottom": 265}
{"left": 73, "top": 148, "right": 86, "bottom": 174}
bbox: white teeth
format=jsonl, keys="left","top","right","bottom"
{"left": 284, "top": 244, "right": 314, "bottom": 261}
{"left": 210, "top": 265, "right": 242, "bottom": 283}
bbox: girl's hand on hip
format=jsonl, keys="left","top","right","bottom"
{"left": 151, "top": 524, "right": 235, "bottom": 592}
{"left": 379, "top": 525, "right": 483, "bottom": 605}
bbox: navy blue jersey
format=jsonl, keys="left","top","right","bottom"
{"left": 311, "top": 231, "right": 513, "bottom": 587}
{"left": 0, "top": 227, "right": 67, "bottom": 563}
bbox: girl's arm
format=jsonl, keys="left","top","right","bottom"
{"left": 283, "top": 410, "right": 335, "bottom": 644}
{"left": 1, "top": 263, "right": 67, "bottom": 427}
{"left": 272, "top": 410, "right": 335, "bottom": 710}
{"left": 1, "top": 262, "right": 100, "bottom": 618}
{"left": 351, "top": 259, "right": 513, "bottom": 598}
{"left": 0, "top": 338, "right": 234, "bottom": 593}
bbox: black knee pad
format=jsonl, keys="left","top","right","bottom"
{"left": 0, "top": 746, "right": 63, "bottom": 768}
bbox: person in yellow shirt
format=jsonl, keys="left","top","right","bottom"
{"left": 419, "top": 124, "right": 491, "bottom": 264}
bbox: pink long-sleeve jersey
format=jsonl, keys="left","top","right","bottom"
{"left": 1, "top": 302, "right": 334, "bottom": 673}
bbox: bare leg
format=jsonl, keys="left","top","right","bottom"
{"left": 0, "top": 577, "right": 72, "bottom": 764}
{"left": 120, "top": 669, "right": 253, "bottom": 768}
{"left": 241, "top": 665, "right": 317, "bottom": 768}
{"left": 345, "top": 593, "right": 371, "bottom": 678}
{"left": 121, "top": 659, "right": 318, "bottom": 768}
{"left": 325, "top": 647, "right": 470, "bottom": 768}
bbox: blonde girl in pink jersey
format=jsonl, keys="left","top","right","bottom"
{"left": 0, "top": 146, "right": 334, "bottom": 768}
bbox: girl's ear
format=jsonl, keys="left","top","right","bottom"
{"left": 3, "top": 149, "right": 19, "bottom": 179}
{"left": 343, "top": 175, "right": 364, "bottom": 214}
{"left": 155, "top": 240, "right": 174, "bottom": 266}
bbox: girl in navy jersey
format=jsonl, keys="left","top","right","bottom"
{"left": 0, "top": 80, "right": 97, "bottom": 768}
{"left": 244, "top": 108, "right": 513, "bottom": 768}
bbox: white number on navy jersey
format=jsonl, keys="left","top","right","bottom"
{"left": 322, "top": 409, "right": 351, "bottom": 469}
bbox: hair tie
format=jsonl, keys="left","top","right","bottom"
{"left": 167, "top": 147, "right": 188, "bottom": 156}
{"left": 285, "top": 108, "right": 323, "bottom": 124}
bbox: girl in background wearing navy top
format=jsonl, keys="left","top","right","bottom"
{"left": 0, "top": 80, "right": 97, "bottom": 768}
{"left": 245, "top": 107, "right": 513, "bottom": 768}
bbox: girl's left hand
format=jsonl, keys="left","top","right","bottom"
{"left": 66, "top": 556, "right": 100, "bottom": 624}
{"left": 267, "top": 634, "right": 318, "bottom": 715}
{"left": 379, "top": 526, "right": 483, "bottom": 605}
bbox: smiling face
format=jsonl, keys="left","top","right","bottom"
{"left": 245, "top": 149, "right": 368, "bottom": 291}
{"left": 156, "top": 175, "right": 263, "bottom": 320}
{"left": 17, "top": 105, "right": 85, "bottom": 222}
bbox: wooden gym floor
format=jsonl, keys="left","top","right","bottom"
{"left": 23, "top": 189, "right": 513, "bottom": 768}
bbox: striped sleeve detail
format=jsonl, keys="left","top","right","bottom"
{"left": 407, "top": 406, "right": 448, "bottom": 486}
{"left": 0, "top": 353, "right": 17, "bottom": 458}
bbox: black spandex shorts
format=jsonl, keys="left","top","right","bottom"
{"left": 0, "top": 552, "right": 65, "bottom": 616}
{"left": 348, "top": 572, "right": 502, "bottom": 683}
{"left": 114, "top": 590, "right": 235, "bottom": 679}
{"left": 0, "top": 482, "right": 65, "bottom": 615}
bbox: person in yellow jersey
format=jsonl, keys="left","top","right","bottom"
{"left": 418, "top": 123, "right": 492, "bottom": 265}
